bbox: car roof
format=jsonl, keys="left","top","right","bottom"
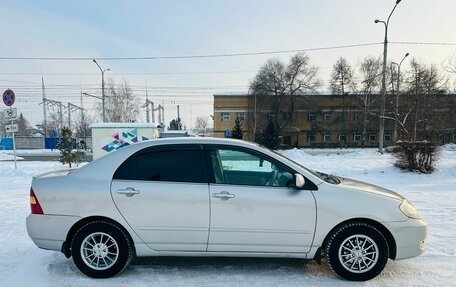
{"left": 132, "top": 137, "right": 261, "bottom": 149}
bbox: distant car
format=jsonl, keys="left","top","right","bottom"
{"left": 26, "top": 138, "right": 426, "bottom": 281}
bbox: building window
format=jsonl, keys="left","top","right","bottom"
{"left": 307, "top": 132, "right": 316, "bottom": 142}
{"left": 338, "top": 112, "right": 346, "bottom": 120}
{"left": 236, "top": 112, "right": 245, "bottom": 122}
{"left": 353, "top": 112, "right": 361, "bottom": 121}
{"left": 221, "top": 112, "right": 230, "bottom": 122}
{"left": 308, "top": 113, "right": 316, "bottom": 121}
{"left": 353, "top": 132, "right": 362, "bottom": 141}
{"left": 323, "top": 132, "right": 332, "bottom": 142}
{"left": 324, "top": 112, "right": 332, "bottom": 121}
{"left": 384, "top": 132, "right": 392, "bottom": 141}
{"left": 338, "top": 133, "right": 346, "bottom": 142}
{"left": 368, "top": 132, "right": 377, "bottom": 142}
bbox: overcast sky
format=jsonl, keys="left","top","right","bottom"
{"left": 1, "top": 0, "right": 456, "bottom": 128}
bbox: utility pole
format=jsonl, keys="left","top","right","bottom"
{"left": 41, "top": 77, "right": 47, "bottom": 137}
{"left": 375, "top": 0, "right": 402, "bottom": 154}
{"left": 41, "top": 98, "right": 64, "bottom": 135}
{"left": 145, "top": 91, "right": 150, "bottom": 123}
{"left": 142, "top": 99, "right": 155, "bottom": 123}
{"left": 67, "top": 103, "right": 84, "bottom": 130}
{"left": 151, "top": 101, "right": 155, "bottom": 123}
{"left": 92, "top": 59, "right": 110, "bottom": 122}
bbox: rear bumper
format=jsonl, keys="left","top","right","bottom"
{"left": 387, "top": 218, "right": 427, "bottom": 260}
{"left": 26, "top": 214, "right": 81, "bottom": 251}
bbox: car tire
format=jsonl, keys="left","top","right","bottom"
{"left": 71, "top": 220, "right": 133, "bottom": 278}
{"left": 325, "top": 222, "right": 389, "bottom": 281}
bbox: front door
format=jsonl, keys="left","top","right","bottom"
{"left": 111, "top": 145, "right": 210, "bottom": 251}
{"left": 207, "top": 146, "right": 316, "bottom": 253}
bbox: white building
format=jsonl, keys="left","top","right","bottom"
{"left": 89, "top": 123, "right": 161, "bottom": 160}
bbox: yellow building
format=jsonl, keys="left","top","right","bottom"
{"left": 213, "top": 94, "right": 456, "bottom": 147}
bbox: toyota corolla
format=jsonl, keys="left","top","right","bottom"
{"left": 26, "top": 137, "right": 426, "bottom": 281}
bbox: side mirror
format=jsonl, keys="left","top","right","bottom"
{"left": 294, "top": 173, "right": 305, "bottom": 189}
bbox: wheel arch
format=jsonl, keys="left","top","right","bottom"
{"left": 321, "top": 218, "right": 397, "bottom": 260}
{"left": 62, "top": 216, "right": 136, "bottom": 258}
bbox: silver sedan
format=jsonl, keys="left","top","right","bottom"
{"left": 26, "top": 137, "right": 426, "bottom": 281}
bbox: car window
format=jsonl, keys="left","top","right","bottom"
{"left": 210, "top": 147, "right": 293, "bottom": 187}
{"left": 113, "top": 146, "right": 208, "bottom": 183}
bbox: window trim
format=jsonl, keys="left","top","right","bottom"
{"left": 221, "top": 112, "right": 230, "bottom": 122}
{"left": 323, "top": 112, "right": 332, "bottom": 121}
{"left": 352, "top": 132, "right": 362, "bottom": 142}
{"left": 323, "top": 132, "right": 332, "bottom": 142}
{"left": 113, "top": 144, "right": 209, "bottom": 184}
{"left": 205, "top": 144, "right": 317, "bottom": 190}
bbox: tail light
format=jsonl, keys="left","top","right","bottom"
{"left": 30, "top": 187, "right": 43, "bottom": 214}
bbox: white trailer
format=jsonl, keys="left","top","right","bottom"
{"left": 89, "top": 123, "right": 161, "bottom": 160}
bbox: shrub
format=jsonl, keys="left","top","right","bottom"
{"left": 256, "top": 119, "right": 281, "bottom": 150}
{"left": 231, "top": 119, "right": 244, "bottom": 139}
{"left": 392, "top": 141, "right": 439, "bottom": 173}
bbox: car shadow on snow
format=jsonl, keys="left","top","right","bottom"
{"left": 124, "top": 256, "right": 337, "bottom": 279}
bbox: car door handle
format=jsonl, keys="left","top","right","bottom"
{"left": 212, "top": 191, "right": 235, "bottom": 200}
{"left": 117, "top": 187, "right": 140, "bottom": 197}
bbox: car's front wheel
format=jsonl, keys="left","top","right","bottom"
{"left": 325, "top": 222, "right": 389, "bottom": 281}
{"left": 71, "top": 221, "right": 133, "bottom": 278}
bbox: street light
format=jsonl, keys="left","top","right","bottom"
{"left": 391, "top": 52, "right": 410, "bottom": 142}
{"left": 92, "top": 59, "right": 110, "bottom": 122}
{"left": 375, "top": 0, "right": 402, "bottom": 154}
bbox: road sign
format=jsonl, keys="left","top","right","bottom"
{"left": 226, "top": 130, "right": 232, "bottom": 138}
{"left": 5, "top": 124, "right": 19, "bottom": 133}
{"left": 2, "top": 89, "right": 15, "bottom": 107}
{"left": 3, "top": 108, "right": 17, "bottom": 121}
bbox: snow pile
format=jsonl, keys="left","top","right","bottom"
{"left": 0, "top": 151, "right": 23, "bottom": 161}
{"left": 0, "top": 145, "right": 455, "bottom": 286}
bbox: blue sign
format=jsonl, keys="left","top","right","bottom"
{"left": 2, "top": 89, "right": 15, "bottom": 107}
{"left": 226, "top": 130, "right": 232, "bottom": 138}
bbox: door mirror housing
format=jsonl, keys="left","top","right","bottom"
{"left": 294, "top": 173, "right": 305, "bottom": 189}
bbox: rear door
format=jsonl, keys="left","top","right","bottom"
{"left": 111, "top": 144, "right": 210, "bottom": 251}
{"left": 207, "top": 146, "right": 317, "bottom": 253}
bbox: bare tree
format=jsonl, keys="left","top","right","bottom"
{"left": 330, "top": 57, "right": 354, "bottom": 95}
{"left": 248, "top": 53, "right": 321, "bottom": 140}
{"left": 394, "top": 59, "right": 448, "bottom": 141}
{"left": 352, "top": 56, "right": 382, "bottom": 146}
{"left": 329, "top": 57, "right": 354, "bottom": 144}
{"left": 43, "top": 112, "right": 62, "bottom": 137}
{"left": 99, "top": 79, "right": 140, "bottom": 123}
{"left": 194, "top": 116, "right": 209, "bottom": 134}
{"left": 75, "top": 111, "right": 92, "bottom": 138}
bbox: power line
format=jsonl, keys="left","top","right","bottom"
{"left": 390, "top": 41, "right": 456, "bottom": 46}
{"left": 1, "top": 42, "right": 455, "bottom": 61}
{"left": 0, "top": 42, "right": 384, "bottom": 61}
{"left": 0, "top": 70, "right": 257, "bottom": 76}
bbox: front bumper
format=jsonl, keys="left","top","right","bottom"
{"left": 387, "top": 218, "right": 427, "bottom": 260}
{"left": 26, "top": 214, "right": 81, "bottom": 251}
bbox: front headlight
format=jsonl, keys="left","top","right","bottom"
{"left": 400, "top": 199, "right": 421, "bottom": 219}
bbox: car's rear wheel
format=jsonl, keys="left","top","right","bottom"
{"left": 325, "top": 222, "right": 389, "bottom": 281}
{"left": 71, "top": 221, "right": 133, "bottom": 278}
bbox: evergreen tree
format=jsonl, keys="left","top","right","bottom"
{"left": 168, "top": 118, "right": 182, "bottom": 130}
{"left": 257, "top": 119, "right": 281, "bottom": 149}
{"left": 17, "top": 113, "right": 30, "bottom": 136}
{"left": 231, "top": 119, "right": 244, "bottom": 139}
{"left": 58, "top": 127, "right": 80, "bottom": 168}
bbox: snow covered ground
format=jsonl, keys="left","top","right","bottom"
{"left": 0, "top": 145, "right": 455, "bottom": 286}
